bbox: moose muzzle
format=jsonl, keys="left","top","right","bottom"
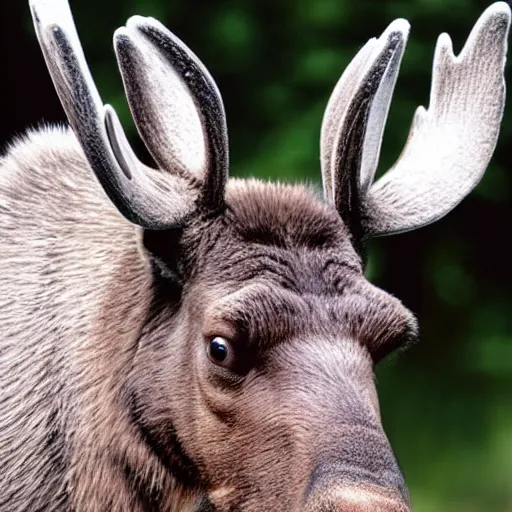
{"left": 266, "top": 339, "right": 411, "bottom": 512}
{"left": 303, "top": 429, "right": 410, "bottom": 512}
{"left": 305, "top": 484, "right": 410, "bottom": 512}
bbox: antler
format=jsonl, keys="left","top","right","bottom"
{"left": 29, "top": 0, "right": 227, "bottom": 229}
{"left": 321, "top": 2, "right": 510, "bottom": 238}
{"left": 114, "top": 17, "right": 228, "bottom": 210}
{"left": 320, "top": 19, "right": 409, "bottom": 235}
{"left": 364, "top": 3, "right": 510, "bottom": 236}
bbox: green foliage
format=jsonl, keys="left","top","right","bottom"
{"left": 29, "top": 0, "right": 512, "bottom": 509}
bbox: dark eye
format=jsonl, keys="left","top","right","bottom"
{"left": 207, "top": 337, "right": 231, "bottom": 365}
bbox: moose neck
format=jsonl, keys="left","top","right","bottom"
{"left": 66, "top": 243, "right": 203, "bottom": 511}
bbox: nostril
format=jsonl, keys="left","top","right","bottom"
{"left": 333, "top": 498, "right": 409, "bottom": 512}
{"left": 307, "top": 486, "right": 410, "bottom": 512}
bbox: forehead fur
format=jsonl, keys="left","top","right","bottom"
{"left": 188, "top": 179, "right": 416, "bottom": 360}
{"left": 224, "top": 178, "right": 356, "bottom": 255}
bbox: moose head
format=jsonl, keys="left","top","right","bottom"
{"left": 24, "top": 1, "right": 510, "bottom": 510}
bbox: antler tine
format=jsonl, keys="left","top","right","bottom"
{"left": 29, "top": 0, "right": 195, "bottom": 229}
{"left": 364, "top": 2, "right": 510, "bottom": 237}
{"left": 320, "top": 20, "right": 409, "bottom": 232}
{"left": 320, "top": 38, "right": 379, "bottom": 204}
{"left": 359, "top": 21, "right": 409, "bottom": 196}
{"left": 114, "top": 16, "right": 229, "bottom": 211}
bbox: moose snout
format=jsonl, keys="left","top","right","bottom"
{"left": 305, "top": 483, "right": 410, "bottom": 512}
{"left": 302, "top": 426, "right": 410, "bottom": 512}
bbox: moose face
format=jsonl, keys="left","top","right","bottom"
{"left": 29, "top": 0, "right": 509, "bottom": 510}
{"left": 131, "top": 183, "right": 416, "bottom": 510}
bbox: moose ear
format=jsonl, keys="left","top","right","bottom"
{"left": 363, "top": 2, "right": 510, "bottom": 236}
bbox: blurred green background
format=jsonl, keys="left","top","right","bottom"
{"left": 1, "top": 0, "right": 511, "bottom": 510}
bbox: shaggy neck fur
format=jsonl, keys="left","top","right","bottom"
{"left": 0, "top": 128, "right": 201, "bottom": 511}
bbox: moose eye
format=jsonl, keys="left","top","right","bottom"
{"left": 207, "top": 337, "right": 231, "bottom": 365}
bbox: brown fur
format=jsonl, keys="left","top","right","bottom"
{"left": 0, "top": 127, "right": 416, "bottom": 511}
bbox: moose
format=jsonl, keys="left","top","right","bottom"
{"left": 0, "top": 0, "right": 509, "bottom": 510}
